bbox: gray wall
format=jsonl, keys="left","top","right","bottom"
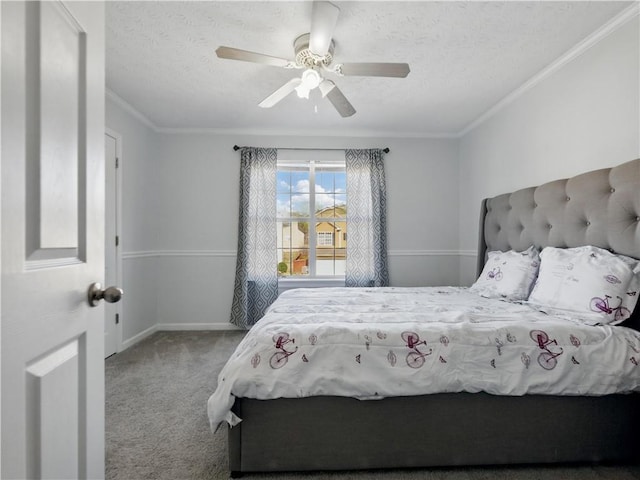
{"left": 458, "top": 15, "right": 640, "bottom": 286}
{"left": 152, "top": 133, "right": 459, "bottom": 329}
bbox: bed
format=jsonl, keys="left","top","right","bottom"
{"left": 208, "top": 158, "right": 640, "bottom": 476}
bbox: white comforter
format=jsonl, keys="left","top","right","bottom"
{"left": 208, "top": 287, "right": 640, "bottom": 427}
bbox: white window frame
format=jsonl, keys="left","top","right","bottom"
{"left": 277, "top": 159, "right": 346, "bottom": 286}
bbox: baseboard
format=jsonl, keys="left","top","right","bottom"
{"left": 117, "top": 323, "right": 243, "bottom": 352}
{"left": 156, "top": 323, "right": 244, "bottom": 331}
{"left": 120, "top": 324, "right": 158, "bottom": 352}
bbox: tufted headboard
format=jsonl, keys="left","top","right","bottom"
{"left": 477, "top": 158, "right": 640, "bottom": 273}
{"left": 477, "top": 158, "right": 640, "bottom": 328}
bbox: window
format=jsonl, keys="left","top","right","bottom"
{"left": 277, "top": 160, "right": 347, "bottom": 277}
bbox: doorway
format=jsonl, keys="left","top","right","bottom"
{"left": 105, "top": 130, "right": 123, "bottom": 357}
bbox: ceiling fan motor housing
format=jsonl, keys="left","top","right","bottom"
{"left": 294, "top": 33, "right": 335, "bottom": 68}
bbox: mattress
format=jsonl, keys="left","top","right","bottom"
{"left": 208, "top": 286, "right": 640, "bottom": 427}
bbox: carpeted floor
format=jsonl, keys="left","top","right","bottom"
{"left": 106, "top": 331, "right": 640, "bottom": 480}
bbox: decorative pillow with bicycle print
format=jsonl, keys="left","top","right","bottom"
{"left": 527, "top": 246, "right": 640, "bottom": 325}
{"left": 470, "top": 246, "right": 540, "bottom": 301}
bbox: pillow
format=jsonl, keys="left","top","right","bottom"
{"left": 527, "top": 246, "right": 640, "bottom": 325}
{"left": 470, "top": 246, "right": 540, "bottom": 301}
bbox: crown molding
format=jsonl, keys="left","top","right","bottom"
{"left": 155, "top": 126, "right": 458, "bottom": 139}
{"left": 457, "top": 2, "right": 640, "bottom": 137}
{"left": 105, "top": 88, "right": 160, "bottom": 131}
{"left": 105, "top": 91, "right": 457, "bottom": 138}
{"left": 105, "top": 89, "right": 455, "bottom": 139}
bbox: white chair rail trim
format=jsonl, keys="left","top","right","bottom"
{"left": 122, "top": 249, "right": 477, "bottom": 260}
{"left": 122, "top": 250, "right": 237, "bottom": 259}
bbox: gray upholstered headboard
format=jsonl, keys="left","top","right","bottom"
{"left": 477, "top": 158, "right": 640, "bottom": 277}
{"left": 476, "top": 158, "right": 640, "bottom": 329}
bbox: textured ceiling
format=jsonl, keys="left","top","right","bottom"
{"left": 106, "top": 1, "right": 632, "bottom": 135}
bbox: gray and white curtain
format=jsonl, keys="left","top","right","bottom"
{"left": 345, "top": 149, "right": 389, "bottom": 287}
{"left": 230, "top": 147, "right": 279, "bottom": 329}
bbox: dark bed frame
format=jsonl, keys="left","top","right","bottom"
{"left": 228, "top": 158, "right": 640, "bottom": 476}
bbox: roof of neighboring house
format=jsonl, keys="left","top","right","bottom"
{"left": 316, "top": 205, "right": 347, "bottom": 217}
{"left": 316, "top": 221, "right": 345, "bottom": 231}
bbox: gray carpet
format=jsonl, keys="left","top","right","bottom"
{"left": 106, "top": 331, "right": 640, "bottom": 480}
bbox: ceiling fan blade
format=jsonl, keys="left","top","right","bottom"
{"left": 338, "top": 63, "right": 410, "bottom": 78}
{"left": 259, "top": 78, "right": 303, "bottom": 108}
{"left": 309, "top": 1, "right": 340, "bottom": 56}
{"left": 216, "top": 46, "right": 292, "bottom": 68}
{"left": 320, "top": 80, "right": 355, "bottom": 118}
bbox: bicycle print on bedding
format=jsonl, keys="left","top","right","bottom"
{"left": 208, "top": 287, "right": 640, "bottom": 427}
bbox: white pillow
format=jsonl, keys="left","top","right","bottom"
{"left": 528, "top": 246, "right": 640, "bottom": 325}
{"left": 470, "top": 246, "right": 540, "bottom": 301}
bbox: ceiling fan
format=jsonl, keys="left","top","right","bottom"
{"left": 215, "top": 1, "right": 410, "bottom": 118}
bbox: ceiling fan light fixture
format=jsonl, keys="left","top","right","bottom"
{"left": 295, "top": 84, "right": 311, "bottom": 99}
{"left": 296, "top": 68, "right": 322, "bottom": 99}
{"left": 300, "top": 68, "right": 322, "bottom": 90}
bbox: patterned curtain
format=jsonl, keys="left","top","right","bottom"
{"left": 345, "top": 149, "right": 389, "bottom": 287}
{"left": 230, "top": 147, "right": 279, "bottom": 329}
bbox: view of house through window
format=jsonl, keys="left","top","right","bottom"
{"left": 277, "top": 161, "right": 347, "bottom": 277}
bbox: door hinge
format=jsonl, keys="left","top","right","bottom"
{"left": 115, "top": 235, "right": 119, "bottom": 247}
{"left": 115, "top": 157, "right": 119, "bottom": 168}
{"left": 115, "top": 313, "right": 120, "bottom": 325}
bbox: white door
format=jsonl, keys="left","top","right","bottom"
{"left": 1, "top": 2, "right": 107, "bottom": 479}
{"left": 105, "top": 132, "right": 121, "bottom": 358}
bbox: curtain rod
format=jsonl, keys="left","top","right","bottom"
{"left": 233, "top": 145, "right": 390, "bottom": 154}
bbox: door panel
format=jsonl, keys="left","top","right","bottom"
{"left": 38, "top": 1, "right": 82, "bottom": 250}
{"left": 26, "top": 339, "right": 80, "bottom": 479}
{"left": 1, "top": 2, "right": 105, "bottom": 479}
{"left": 25, "top": 1, "right": 85, "bottom": 264}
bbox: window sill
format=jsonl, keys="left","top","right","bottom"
{"left": 278, "top": 277, "right": 346, "bottom": 290}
